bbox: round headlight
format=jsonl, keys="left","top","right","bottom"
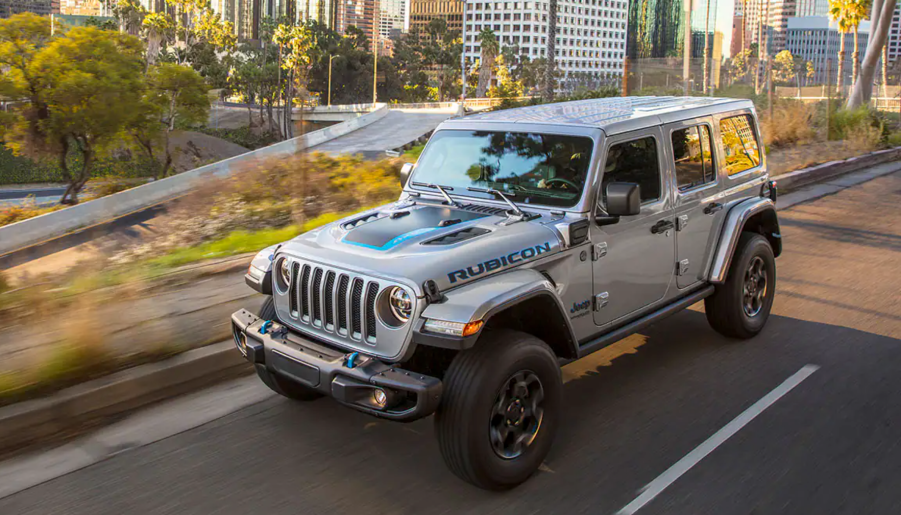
{"left": 275, "top": 258, "right": 291, "bottom": 292}
{"left": 388, "top": 287, "right": 413, "bottom": 323}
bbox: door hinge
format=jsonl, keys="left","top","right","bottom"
{"left": 593, "top": 291, "right": 609, "bottom": 311}
{"left": 676, "top": 214, "right": 689, "bottom": 231}
{"left": 591, "top": 242, "right": 608, "bottom": 261}
{"left": 676, "top": 259, "right": 690, "bottom": 276}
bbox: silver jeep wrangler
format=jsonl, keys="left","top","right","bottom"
{"left": 232, "top": 96, "right": 781, "bottom": 489}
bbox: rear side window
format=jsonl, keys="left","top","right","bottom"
{"left": 601, "top": 137, "right": 660, "bottom": 205}
{"left": 672, "top": 125, "right": 715, "bottom": 191}
{"left": 719, "top": 115, "right": 761, "bottom": 175}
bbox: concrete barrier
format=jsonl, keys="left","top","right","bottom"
{"left": 0, "top": 104, "right": 389, "bottom": 257}
{"left": 775, "top": 147, "right": 901, "bottom": 190}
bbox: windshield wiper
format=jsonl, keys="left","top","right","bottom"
{"left": 467, "top": 187, "right": 525, "bottom": 217}
{"left": 412, "top": 182, "right": 459, "bottom": 207}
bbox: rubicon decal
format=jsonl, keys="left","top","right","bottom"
{"left": 448, "top": 242, "right": 553, "bottom": 284}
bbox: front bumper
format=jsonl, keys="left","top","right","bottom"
{"left": 231, "top": 309, "right": 442, "bottom": 421}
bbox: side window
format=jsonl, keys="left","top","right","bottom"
{"left": 672, "top": 125, "right": 715, "bottom": 191}
{"left": 719, "top": 115, "right": 761, "bottom": 176}
{"left": 601, "top": 137, "right": 660, "bottom": 206}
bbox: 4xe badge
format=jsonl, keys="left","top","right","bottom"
{"left": 570, "top": 299, "right": 591, "bottom": 319}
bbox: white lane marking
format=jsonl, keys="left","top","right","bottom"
{"left": 616, "top": 364, "right": 820, "bottom": 515}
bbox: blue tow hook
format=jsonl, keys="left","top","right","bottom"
{"left": 345, "top": 352, "right": 360, "bottom": 369}
{"left": 259, "top": 320, "right": 273, "bottom": 335}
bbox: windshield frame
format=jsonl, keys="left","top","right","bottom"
{"left": 405, "top": 123, "right": 604, "bottom": 213}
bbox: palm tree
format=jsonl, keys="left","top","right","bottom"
{"left": 142, "top": 12, "right": 173, "bottom": 68}
{"left": 829, "top": 0, "right": 854, "bottom": 89}
{"left": 544, "top": 0, "right": 558, "bottom": 101}
{"left": 847, "top": 0, "right": 872, "bottom": 85}
{"left": 476, "top": 28, "right": 499, "bottom": 97}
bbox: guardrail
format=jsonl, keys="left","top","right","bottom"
{"left": 0, "top": 104, "right": 390, "bottom": 258}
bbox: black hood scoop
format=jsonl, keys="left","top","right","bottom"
{"left": 342, "top": 206, "right": 488, "bottom": 251}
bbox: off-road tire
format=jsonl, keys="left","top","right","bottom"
{"left": 705, "top": 232, "right": 776, "bottom": 339}
{"left": 435, "top": 330, "right": 562, "bottom": 490}
{"left": 255, "top": 297, "right": 322, "bottom": 401}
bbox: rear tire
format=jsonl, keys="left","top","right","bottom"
{"left": 705, "top": 232, "right": 776, "bottom": 339}
{"left": 255, "top": 297, "right": 322, "bottom": 401}
{"left": 435, "top": 330, "right": 562, "bottom": 490}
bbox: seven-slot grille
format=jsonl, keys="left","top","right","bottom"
{"left": 281, "top": 259, "right": 382, "bottom": 344}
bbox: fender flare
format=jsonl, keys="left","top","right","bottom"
{"left": 708, "top": 197, "right": 780, "bottom": 284}
{"left": 414, "top": 268, "right": 578, "bottom": 355}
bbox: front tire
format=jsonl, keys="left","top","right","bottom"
{"left": 435, "top": 330, "right": 562, "bottom": 490}
{"left": 705, "top": 232, "right": 776, "bottom": 339}
{"left": 255, "top": 297, "right": 322, "bottom": 401}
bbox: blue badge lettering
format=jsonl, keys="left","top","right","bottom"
{"left": 447, "top": 242, "right": 554, "bottom": 284}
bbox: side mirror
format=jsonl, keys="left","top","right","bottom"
{"left": 597, "top": 182, "right": 640, "bottom": 225}
{"left": 400, "top": 162, "right": 414, "bottom": 188}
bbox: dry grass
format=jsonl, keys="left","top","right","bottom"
{"left": 760, "top": 100, "right": 818, "bottom": 148}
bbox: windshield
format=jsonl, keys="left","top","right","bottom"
{"left": 411, "top": 130, "right": 594, "bottom": 208}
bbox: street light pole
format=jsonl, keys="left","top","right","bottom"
{"left": 461, "top": 0, "right": 467, "bottom": 101}
{"left": 328, "top": 55, "right": 336, "bottom": 107}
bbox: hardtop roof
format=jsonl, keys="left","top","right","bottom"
{"left": 442, "top": 96, "right": 754, "bottom": 135}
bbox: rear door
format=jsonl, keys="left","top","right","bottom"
{"left": 590, "top": 128, "right": 676, "bottom": 327}
{"left": 666, "top": 118, "right": 723, "bottom": 289}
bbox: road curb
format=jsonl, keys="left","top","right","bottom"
{"left": 774, "top": 147, "right": 901, "bottom": 191}
{"left": 0, "top": 147, "right": 898, "bottom": 458}
{"left": 0, "top": 342, "right": 250, "bottom": 458}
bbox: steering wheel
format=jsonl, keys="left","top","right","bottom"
{"left": 544, "top": 177, "right": 580, "bottom": 190}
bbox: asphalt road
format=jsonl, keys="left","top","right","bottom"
{"left": 2, "top": 172, "right": 900, "bottom": 515}
{"left": 0, "top": 187, "right": 65, "bottom": 206}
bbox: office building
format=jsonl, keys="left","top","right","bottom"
{"left": 886, "top": 3, "right": 901, "bottom": 64}
{"left": 410, "top": 0, "right": 463, "bottom": 34}
{"left": 2, "top": 0, "right": 56, "bottom": 17}
{"left": 464, "top": 0, "right": 629, "bottom": 84}
{"left": 336, "top": 0, "right": 377, "bottom": 49}
{"left": 785, "top": 16, "right": 869, "bottom": 84}
{"left": 378, "top": 0, "right": 410, "bottom": 44}
{"left": 59, "top": 0, "right": 109, "bottom": 15}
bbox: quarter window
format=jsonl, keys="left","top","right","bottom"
{"left": 601, "top": 137, "right": 660, "bottom": 205}
{"left": 719, "top": 115, "right": 761, "bottom": 175}
{"left": 672, "top": 125, "right": 715, "bottom": 191}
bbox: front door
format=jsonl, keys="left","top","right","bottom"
{"left": 666, "top": 119, "right": 724, "bottom": 289}
{"left": 591, "top": 129, "right": 676, "bottom": 327}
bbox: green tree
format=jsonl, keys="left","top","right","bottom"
{"left": 274, "top": 22, "right": 313, "bottom": 139}
{"left": 773, "top": 50, "right": 796, "bottom": 83}
{"left": 487, "top": 54, "right": 524, "bottom": 98}
{"left": 476, "top": 28, "right": 498, "bottom": 97}
{"left": 131, "top": 63, "right": 210, "bottom": 178}
{"left": 0, "top": 22, "right": 146, "bottom": 204}
{"left": 420, "top": 19, "right": 462, "bottom": 101}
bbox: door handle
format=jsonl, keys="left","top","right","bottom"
{"left": 650, "top": 219, "right": 674, "bottom": 234}
{"left": 704, "top": 202, "right": 723, "bottom": 215}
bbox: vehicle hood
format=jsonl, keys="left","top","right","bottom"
{"left": 276, "top": 201, "right": 564, "bottom": 296}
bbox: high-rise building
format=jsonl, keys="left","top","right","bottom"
{"left": 410, "top": 0, "right": 462, "bottom": 34}
{"left": 627, "top": 0, "right": 683, "bottom": 59}
{"left": 464, "top": 0, "right": 629, "bottom": 85}
{"left": 59, "top": 0, "right": 109, "bottom": 16}
{"left": 785, "top": 16, "right": 868, "bottom": 84}
{"left": 886, "top": 3, "right": 901, "bottom": 64}
{"left": 378, "top": 0, "right": 409, "bottom": 43}
{"left": 795, "top": 0, "right": 827, "bottom": 17}
{"left": 335, "top": 0, "right": 377, "bottom": 50}
{"left": 2, "top": 0, "right": 55, "bottom": 17}
{"left": 768, "top": 0, "right": 795, "bottom": 52}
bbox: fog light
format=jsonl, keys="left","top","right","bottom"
{"left": 372, "top": 388, "right": 388, "bottom": 408}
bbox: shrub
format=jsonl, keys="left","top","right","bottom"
{"left": 830, "top": 107, "right": 887, "bottom": 150}
{"left": 0, "top": 146, "right": 158, "bottom": 185}
{"left": 887, "top": 132, "right": 901, "bottom": 147}
{"left": 0, "top": 200, "right": 62, "bottom": 228}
